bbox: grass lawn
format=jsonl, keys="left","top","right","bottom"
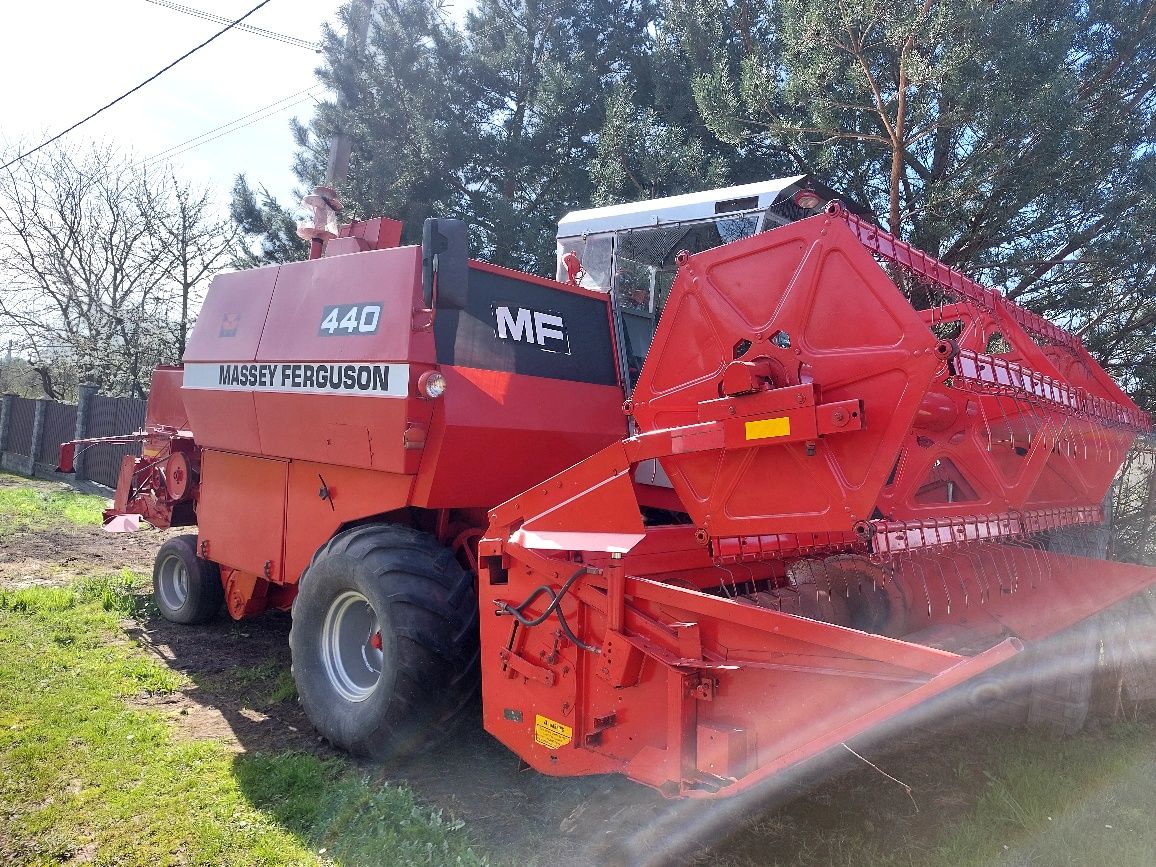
{"left": 701, "top": 719, "right": 1156, "bottom": 867}
{"left": 0, "top": 475, "right": 486, "bottom": 866}
{"left": 924, "top": 726, "right": 1156, "bottom": 867}
{"left": 2, "top": 470, "right": 1155, "bottom": 866}
{"left": 0, "top": 575, "right": 484, "bottom": 866}
{"left": 0, "top": 477, "right": 106, "bottom": 535}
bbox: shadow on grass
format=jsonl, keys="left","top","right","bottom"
{"left": 119, "top": 587, "right": 1156, "bottom": 867}
{"left": 115, "top": 596, "right": 995, "bottom": 866}
{"left": 122, "top": 603, "right": 690, "bottom": 866}
{"left": 232, "top": 751, "right": 486, "bottom": 865}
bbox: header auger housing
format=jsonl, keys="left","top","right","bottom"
{"left": 478, "top": 200, "right": 1153, "bottom": 797}
{"left": 66, "top": 180, "right": 1154, "bottom": 800}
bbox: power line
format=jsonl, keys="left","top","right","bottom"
{"left": 145, "top": 0, "right": 319, "bottom": 51}
{"left": 136, "top": 85, "right": 319, "bottom": 165}
{"left": 0, "top": 0, "right": 278, "bottom": 173}
{"left": 144, "top": 3, "right": 559, "bottom": 173}
{"left": 137, "top": 86, "right": 322, "bottom": 168}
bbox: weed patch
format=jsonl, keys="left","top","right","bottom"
{"left": 268, "top": 666, "right": 300, "bottom": 703}
{"left": 0, "top": 569, "right": 146, "bottom": 617}
{"left": 927, "top": 725, "right": 1156, "bottom": 867}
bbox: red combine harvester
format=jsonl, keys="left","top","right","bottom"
{"left": 61, "top": 177, "right": 1155, "bottom": 798}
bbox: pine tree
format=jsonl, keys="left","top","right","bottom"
{"left": 291, "top": 0, "right": 473, "bottom": 244}
{"left": 591, "top": 83, "right": 729, "bottom": 203}
{"left": 681, "top": 0, "right": 1156, "bottom": 407}
{"left": 230, "top": 175, "right": 308, "bottom": 268}
{"left": 275, "top": 0, "right": 658, "bottom": 275}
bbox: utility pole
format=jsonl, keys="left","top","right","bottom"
{"left": 325, "top": 0, "right": 374, "bottom": 186}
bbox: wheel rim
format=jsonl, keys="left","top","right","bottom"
{"left": 321, "top": 591, "right": 384, "bottom": 703}
{"left": 156, "top": 553, "right": 190, "bottom": 611}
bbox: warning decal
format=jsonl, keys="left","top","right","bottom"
{"left": 534, "top": 714, "right": 573, "bottom": 750}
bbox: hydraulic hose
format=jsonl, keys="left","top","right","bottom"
{"left": 498, "top": 566, "right": 601, "bottom": 653}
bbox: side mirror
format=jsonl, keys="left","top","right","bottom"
{"left": 421, "top": 218, "right": 469, "bottom": 310}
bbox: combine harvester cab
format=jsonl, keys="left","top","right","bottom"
{"left": 480, "top": 197, "right": 1154, "bottom": 798}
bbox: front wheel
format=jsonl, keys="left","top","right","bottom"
{"left": 290, "top": 524, "right": 479, "bottom": 759}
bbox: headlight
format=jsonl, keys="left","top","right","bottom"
{"left": 418, "top": 371, "right": 447, "bottom": 399}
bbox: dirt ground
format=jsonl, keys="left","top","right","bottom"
{"left": 3, "top": 475, "right": 1148, "bottom": 866}
{"left": 0, "top": 476, "right": 180, "bottom": 589}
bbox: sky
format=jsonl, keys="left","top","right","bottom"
{"left": 3, "top": 0, "right": 369, "bottom": 211}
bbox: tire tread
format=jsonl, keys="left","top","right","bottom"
{"left": 290, "top": 523, "right": 479, "bottom": 759}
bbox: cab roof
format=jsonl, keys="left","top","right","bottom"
{"left": 556, "top": 175, "right": 853, "bottom": 238}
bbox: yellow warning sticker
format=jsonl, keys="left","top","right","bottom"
{"left": 745, "top": 416, "right": 792, "bottom": 440}
{"left": 534, "top": 714, "right": 573, "bottom": 750}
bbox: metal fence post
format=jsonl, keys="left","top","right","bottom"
{"left": 28, "top": 398, "right": 47, "bottom": 475}
{"left": 0, "top": 393, "right": 12, "bottom": 457}
{"left": 73, "top": 384, "right": 99, "bottom": 481}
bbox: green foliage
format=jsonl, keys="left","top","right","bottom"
{"left": 591, "top": 84, "right": 730, "bottom": 204}
{"left": 0, "top": 478, "right": 106, "bottom": 535}
{"left": 0, "top": 580, "right": 485, "bottom": 866}
{"left": 230, "top": 174, "right": 309, "bottom": 268}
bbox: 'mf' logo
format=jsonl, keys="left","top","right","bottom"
{"left": 492, "top": 305, "right": 570, "bottom": 354}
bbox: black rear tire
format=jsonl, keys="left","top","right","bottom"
{"left": 1021, "top": 519, "right": 1113, "bottom": 735}
{"left": 819, "top": 555, "right": 909, "bottom": 636}
{"left": 290, "top": 523, "right": 479, "bottom": 760}
{"left": 1090, "top": 588, "right": 1156, "bottom": 718}
{"left": 965, "top": 660, "right": 1032, "bottom": 729}
{"left": 152, "top": 534, "right": 224, "bottom": 624}
{"left": 779, "top": 557, "right": 906, "bottom": 635}
{"left": 1025, "top": 618, "right": 1101, "bottom": 736}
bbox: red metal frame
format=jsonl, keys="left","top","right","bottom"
{"left": 65, "top": 244, "right": 626, "bottom": 617}
{"left": 477, "top": 205, "right": 1156, "bottom": 796}
{"left": 63, "top": 200, "right": 1156, "bottom": 798}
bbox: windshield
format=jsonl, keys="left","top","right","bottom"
{"left": 555, "top": 234, "right": 613, "bottom": 291}
{"left": 610, "top": 213, "right": 762, "bottom": 387}
{"left": 612, "top": 213, "right": 761, "bottom": 304}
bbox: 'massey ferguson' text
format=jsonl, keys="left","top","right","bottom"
{"left": 182, "top": 362, "right": 409, "bottom": 398}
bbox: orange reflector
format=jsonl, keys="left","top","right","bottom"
{"left": 745, "top": 416, "right": 791, "bottom": 440}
